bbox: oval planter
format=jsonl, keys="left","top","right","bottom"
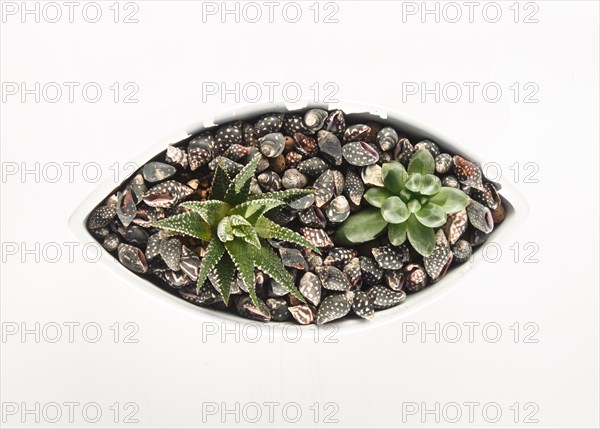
{"left": 69, "top": 101, "right": 528, "bottom": 333}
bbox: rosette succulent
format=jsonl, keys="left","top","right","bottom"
{"left": 153, "top": 154, "right": 318, "bottom": 306}
{"left": 335, "top": 148, "right": 470, "bottom": 256}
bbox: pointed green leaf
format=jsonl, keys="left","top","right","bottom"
{"left": 407, "top": 214, "right": 436, "bottom": 256}
{"left": 214, "top": 252, "right": 236, "bottom": 304}
{"left": 153, "top": 211, "right": 211, "bottom": 241}
{"left": 381, "top": 196, "right": 410, "bottom": 224}
{"left": 254, "top": 240, "right": 305, "bottom": 303}
{"left": 428, "top": 188, "right": 470, "bottom": 214}
{"left": 254, "top": 217, "right": 320, "bottom": 253}
{"left": 382, "top": 162, "right": 408, "bottom": 194}
{"left": 247, "top": 188, "right": 314, "bottom": 204}
{"left": 334, "top": 207, "right": 388, "bottom": 245}
{"left": 228, "top": 198, "right": 285, "bottom": 224}
{"left": 225, "top": 239, "right": 258, "bottom": 307}
{"left": 180, "top": 200, "right": 231, "bottom": 227}
{"left": 237, "top": 227, "right": 260, "bottom": 247}
{"left": 224, "top": 154, "right": 261, "bottom": 205}
{"left": 196, "top": 239, "right": 225, "bottom": 292}
{"left": 211, "top": 163, "right": 232, "bottom": 200}
{"left": 388, "top": 222, "right": 408, "bottom": 246}
{"left": 415, "top": 203, "right": 447, "bottom": 228}
{"left": 420, "top": 174, "right": 442, "bottom": 195}
{"left": 405, "top": 172, "right": 423, "bottom": 193}
{"left": 408, "top": 148, "right": 435, "bottom": 175}
{"left": 364, "top": 187, "right": 394, "bottom": 208}
{"left": 225, "top": 239, "right": 257, "bottom": 306}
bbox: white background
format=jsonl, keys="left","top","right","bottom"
{"left": 1, "top": 1, "right": 599, "bottom": 428}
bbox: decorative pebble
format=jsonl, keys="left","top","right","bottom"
{"left": 343, "top": 169, "right": 365, "bottom": 208}
{"left": 316, "top": 265, "right": 352, "bottom": 291}
{"left": 323, "top": 110, "right": 346, "bottom": 136}
{"left": 289, "top": 305, "right": 316, "bottom": 325}
{"left": 297, "top": 157, "right": 328, "bottom": 177}
{"left": 324, "top": 247, "right": 358, "bottom": 269}
{"left": 384, "top": 270, "right": 405, "bottom": 291}
{"left": 300, "top": 228, "right": 334, "bottom": 249}
{"left": 467, "top": 200, "right": 494, "bottom": 233}
{"left": 143, "top": 180, "right": 193, "bottom": 208}
{"left": 180, "top": 284, "right": 222, "bottom": 306}
{"left": 294, "top": 133, "right": 318, "bottom": 156}
{"left": 352, "top": 290, "right": 375, "bottom": 320}
{"left": 316, "top": 292, "right": 354, "bottom": 324}
{"left": 159, "top": 237, "right": 182, "bottom": 271}
{"left": 423, "top": 230, "right": 453, "bottom": 282}
{"left": 343, "top": 124, "right": 371, "bottom": 143}
{"left": 372, "top": 245, "right": 407, "bottom": 270}
{"left": 317, "top": 130, "right": 342, "bottom": 165}
{"left": 259, "top": 132, "right": 285, "bottom": 158}
{"left": 279, "top": 247, "right": 308, "bottom": 270}
{"left": 142, "top": 162, "right": 176, "bottom": 183}
{"left": 116, "top": 189, "right": 136, "bottom": 227}
{"left": 88, "top": 205, "right": 116, "bottom": 230}
{"left": 215, "top": 122, "right": 243, "bottom": 153}
{"left": 443, "top": 208, "right": 468, "bottom": 245}
{"left": 367, "top": 286, "right": 406, "bottom": 309}
{"left": 254, "top": 113, "right": 284, "bottom": 137}
{"left": 118, "top": 244, "right": 148, "bottom": 274}
{"left": 361, "top": 164, "right": 384, "bottom": 187}
{"left": 435, "top": 153, "right": 453, "bottom": 174}
{"left": 325, "top": 196, "right": 350, "bottom": 223}
{"left": 303, "top": 109, "right": 328, "bottom": 132}
{"left": 415, "top": 140, "right": 440, "bottom": 157}
{"left": 452, "top": 239, "right": 472, "bottom": 263}
{"left": 377, "top": 127, "right": 399, "bottom": 151}
{"left": 360, "top": 256, "right": 384, "bottom": 286}
{"left": 454, "top": 155, "right": 483, "bottom": 189}
{"left": 404, "top": 263, "right": 428, "bottom": 293}
{"left": 282, "top": 168, "right": 308, "bottom": 189}
{"left": 266, "top": 298, "right": 290, "bottom": 321}
{"left": 342, "top": 141, "right": 380, "bottom": 166}
{"left": 166, "top": 145, "right": 189, "bottom": 169}
{"left": 188, "top": 134, "right": 213, "bottom": 170}
{"left": 102, "top": 233, "right": 120, "bottom": 252}
{"left": 236, "top": 296, "right": 271, "bottom": 322}
{"left": 299, "top": 272, "right": 322, "bottom": 306}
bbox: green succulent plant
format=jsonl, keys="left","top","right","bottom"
{"left": 335, "top": 148, "right": 470, "bottom": 256}
{"left": 153, "top": 154, "right": 318, "bottom": 307}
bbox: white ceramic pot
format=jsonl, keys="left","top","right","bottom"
{"left": 69, "top": 101, "right": 528, "bottom": 335}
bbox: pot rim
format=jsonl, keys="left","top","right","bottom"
{"left": 68, "top": 100, "right": 529, "bottom": 336}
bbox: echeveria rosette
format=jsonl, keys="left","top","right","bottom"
{"left": 153, "top": 154, "right": 319, "bottom": 307}
{"left": 334, "top": 148, "right": 470, "bottom": 256}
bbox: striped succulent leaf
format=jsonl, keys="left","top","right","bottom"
{"left": 254, "top": 240, "right": 305, "bottom": 303}
{"left": 225, "top": 239, "right": 258, "bottom": 306}
{"left": 153, "top": 211, "right": 211, "bottom": 241}
{"left": 213, "top": 252, "right": 236, "bottom": 305}
{"left": 196, "top": 239, "right": 225, "bottom": 293}
{"left": 228, "top": 198, "right": 285, "bottom": 224}
{"left": 247, "top": 188, "right": 314, "bottom": 204}
{"left": 210, "top": 163, "right": 232, "bottom": 200}
{"left": 255, "top": 217, "right": 320, "bottom": 253}
{"left": 224, "top": 154, "right": 261, "bottom": 205}
{"left": 180, "top": 200, "right": 231, "bottom": 227}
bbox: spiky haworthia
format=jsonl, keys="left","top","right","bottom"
{"left": 154, "top": 154, "right": 319, "bottom": 306}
